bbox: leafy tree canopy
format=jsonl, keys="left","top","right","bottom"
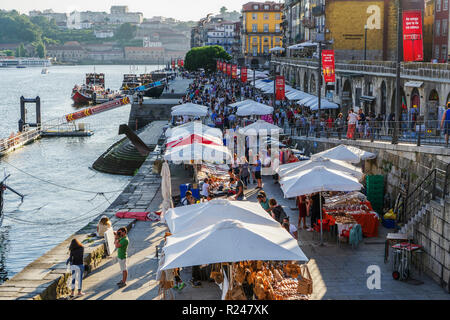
{"left": 115, "top": 23, "right": 137, "bottom": 40}
{"left": 184, "top": 45, "right": 231, "bottom": 73}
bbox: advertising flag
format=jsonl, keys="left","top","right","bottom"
{"left": 231, "top": 65, "right": 237, "bottom": 79}
{"left": 321, "top": 50, "right": 336, "bottom": 83}
{"left": 217, "top": 60, "right": 220, "bottom": 70}
{"left": 222, "top": 62, "right": 227, "bottom": 73}
{"left": 275, "top": 76, "right": 285, "bottom": 100}
{"left": 227, "top": 64, "right": 231, "bottom": 76}
{"left": 241, "top": 67, "right": 248, "bottom": 82}
{"left": 403, "top": 11, "right": 424, "bottom": 62}
{"left": 171, "top": 59, "right": 175, "bottom": 69}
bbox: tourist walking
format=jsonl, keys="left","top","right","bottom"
{"left": 96, "top": 216, "right": 112, "bottom": 238}
{"left": 66, "top": 239, "right": 85, "bottom": 298}
{"left": 115, "top": 227, "right": 129, "bottom": 288}
{"left": 269, "top": 199, "right": 287, "bottom": 224}
{"left": 253, "top": 154, "right": 263, "bottom": 189}
{"left": 347, "top": 109, "right": 358, "bottom": 139}
{"left": 334, "top": 113, "right": 345, "bottom": 140}
{"left": 239, "top": 156, "right": 250, "bottom": 188}
{"left": 440, "top": 102, "right": 450, "bottom": 146}
{"left": 296, "top": 195, "right": 308, "bottom": 230}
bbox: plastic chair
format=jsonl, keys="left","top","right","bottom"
{"left": 313, "top": 219, "right": 331, "bottom": 241}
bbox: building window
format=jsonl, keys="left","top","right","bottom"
{"left": 436, "top": 20, "right": 441, "bottom": 37}
{"left": 253, "top": 5, "right": 259, "bottom": 10}
{"left": 443, "top": 19, "right": 448, "bottom": 35}
{"left": 436, "top": 45, "right": 440, "bottom": 59}
{"left": 252, "top": 13, "right": 257, "bottom": 20}
{"left": 275, "top": 13, "right": 281, "bottom": 20}
{"left": 252, "top": 24, "right": 257, "bottom": 32}
{"left": 442, "top": 45, "right": 447, "bottom": 60}
{"left": 437, "top": 0, "right": 442, "bottom": 11}
{"left": 264, "top": 13, "right": 269, "bottom": 20}
{"left": 445, "top": 0, "right": 449, "bottom": 10}
{"left": 264, "top": 24, "right": 269, "bottom": 32}
{"left": 252, "top": 37, "right": 258, "bottom": 44}
{"left": 275, "top": 24, "right": 280, "bottom": 32}
{"left": 264, "top": 5, "right": 270, "bottom": 10}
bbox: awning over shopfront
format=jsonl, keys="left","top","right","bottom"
{"left": 405, "top": 81, "right": 424, "bottom": 88}
{"left": 360, "top": 95, "right": 376, "bottom": 103}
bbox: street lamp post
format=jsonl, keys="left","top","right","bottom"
{"left": 392, "top": 0, "right": 403, "bottom": 145}
{"left": 316, "top": 41, "right": 322, "bottom": 138}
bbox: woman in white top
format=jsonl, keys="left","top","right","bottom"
{"left": 200, "top": 178, "right": 210, "bottom": 201}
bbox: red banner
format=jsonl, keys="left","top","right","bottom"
{"left": 217, "top": 60, "right": 220, "bottom": 70}
{"left": 171, "top": 59, "right": 175, "bottom": 69}
{"left": 222, "top": 62, "right": 227, "bottom": 73}
{"left": 241, "top": 67, "right": 248, "bottom": 82}
{"left": 403, "top": 11, "right": 424, "bottom": 62}
{"left": 178, "top": 59, "right": 184, "bottom": 67}
{"left": 321, "top": 50, "right": 336, "bottom": 83}
{"left": 231, "top": 65, "right": 237, "bottom": 79}
{"left": 275, "top": 76, "right": 285, "bottom": 100}
{"left": 227, "top": 64, "right": 231, "bottom": 76}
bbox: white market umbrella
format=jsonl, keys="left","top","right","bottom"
{"left": 171, "top": 104, "right": 208, "bottom": 117}
{"left": 309, "top": 99, "right": 340, "bottom": 110}
{"left": 312, "top": 145, "right": 377, "bottom": 164}
{"left": 279, "top": 157, "right": 363, "bottom": 180}
{"left": 160, "top": 219, "right": 308, "bottom": 270}
{"left": 160, "top": 161, "right": 173, "bottom": 214}
{"left": 236, "top": 103, "right": 274, "bottom": 116}
{"left": 164, "top": 143, "right": 231, "bottom": 164}
{"left": 166, "top": 121, "right": 223, "bottom": 139}
{"left": 238, "top": 120, "right": 283, "bottom": 136}
{"left": 286, "top": 90, "right": 315, "bottom": 101}
{"left": 280, "top": 166, "right": 363, "bottom": 245}
{"left": 269, "top": 47, "right": 285, "bottom": 52}
{"left": 229, "top": 99, "right": 255, "bottom": 108}
{"left": 171, "top": 102, "right": 207, "bottom": 111}
{"left": 164, "top": 199, "right": 281, "bottom": 234}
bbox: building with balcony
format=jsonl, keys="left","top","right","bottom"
{"left": 433, "top": 0, "right": 450, "bottom": 62}
{"left": 241, "top": 1, "right": 284, "bottom": 64}
{"left": 29, "top": 9, "right": 68, "bottom": 28}
{"left": 124, "top": 46, "right": 165, "bottom": 63}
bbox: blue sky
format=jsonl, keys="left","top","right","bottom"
{"left": 1, "top": 0, "right": 270, "bottom": 21}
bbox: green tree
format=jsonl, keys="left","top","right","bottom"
{"left": 115, "top": 23, "right": 137, "bottom": 40}
{"left": 1, "top": 50, "right": 14, "bottom": 56}
{"left": 184, "top": 45, "right": 231, "bottom": 73}
{"left": 220, "top": 6, "right": 228, "bottom": 14}
{"left": 15, "top": 43, "right": 26, "bottom": 57}
{"left": 36, "top": 41, "right": 46, "bottom": 58}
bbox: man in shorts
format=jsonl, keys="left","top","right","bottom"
{"left": 115, "top": 227, "right": 129, "bottom": 288}
{"left": 440, "top": 102, "right": 450, "bottom": 146}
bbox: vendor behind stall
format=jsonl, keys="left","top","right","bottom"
{"left": 230, "top": 176, "right": 244, "bottom": 201}
{"left": 181, "top": 190, "right": 197, "bottom": 206}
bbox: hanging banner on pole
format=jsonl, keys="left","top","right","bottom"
{"left": 171, "top": 59, "right": 175, "bottom": 69}
{"left": 321, "top": 50, "right": 336, "bottom": 83}
{"left": 217, "top": 60, "right": 220, "bottom": 70}
{"left": 275, "top": 76, "right": 285, "bottom": 100}
{"left": 231, "top": 65, "right": 237, "bottom": 79}
{"left": 241, "top": 67, "right": 248, "bottom": 82}
{"left": 403, "top": 10, "right": 424, "bottom": 62}
{"left": 227, "top": 64, "right": 232, "bottom": 76}
{"left": 178, "top": 59, "right": 184, "bottom": 67}
{"left": 222, "top": 62, "right": 227, "bottom": 73}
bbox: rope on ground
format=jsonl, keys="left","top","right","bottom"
{"left": 1, "top": 159, "right": 130, "bottom": 195}
{"left": 3, "top": 193, "right": 116, "bottom": 226}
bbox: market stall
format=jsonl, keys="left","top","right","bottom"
{"left": 158, "top": 218, "right": 310, "bottom": 300}
{"left": 321, "top": 191, "right": 380, "bottom": 238}
{"left": 312, "top": 144, "right": 377, "bottom": 164}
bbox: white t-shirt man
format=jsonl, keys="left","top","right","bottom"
{"left": 348, "top": 112, "right": 358, "bottom": 125}
{"left": 201, "top": 182, "right": 209, "bottom": 198}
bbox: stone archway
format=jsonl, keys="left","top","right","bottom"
{"left": 427, "top": 89, "right": 440, "bottom": 129}
{"left": 380, "top": 81, "right": 387, "bottom": 117}
{"left": 390, "top": 87, "right": 407, "bottom": 117}
{"left": 310, "top": 73, "right": 316, "bottom": 94}
{"left": 342, "top": 79, "right": 353, "bottom": 115}
{"left": 303, "top": 72, "right": 308, "bottom": 93}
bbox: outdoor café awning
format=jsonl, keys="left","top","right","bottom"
{"left": 360, "top": 95, "right": 376, "bottom": 103}
{"left": 405, "top": 81, "right": 424, "bottom": 88}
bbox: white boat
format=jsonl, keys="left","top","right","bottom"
{"left": 41, "top": 68, "right": 49, "bottom": 74}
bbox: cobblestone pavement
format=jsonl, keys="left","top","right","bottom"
{"left": 77, "top": 172, "right": 449, "bottom": 300}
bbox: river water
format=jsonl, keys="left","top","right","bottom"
{"left": 0, "top": 64, "right": 161, "bottom": 282}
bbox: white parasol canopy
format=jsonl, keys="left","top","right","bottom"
{"left": 280, "top": 166, "right": 362, "bottom": 199}
{"left": 279, "top": 157, "right": 363, "bottom": 180}
{"left": 166, "top": 121, "right": 223, "bottom": 139}
{"left": 280, "top": 166, "right": 362, "bottom": 245}
{"left": 163, "top": 143, "right": 232, "bottom": 164}
{"left": 238, "top": 120, "right": 283, "bottom": 136}
{"left": 160, "top": 219, "right": 308, "bottom": 270}
{"left": 229, "top": 99, "right": 255, "bottom": 108}
{"left": 171, "top": 103, "right": 208, "bottom": 117}
{"left": 311, "top": 145, "right": 377, "bottom": 163}
{"left": 236, "top": 102, "right": 274, "bottom": 116}
{"left": 269, "top": 46, "right": 285, "bottom": 52}
{"left": 286, "top": 90, "right": 315, "bottom": 101}
{"left": 164, "top": 199, "right": 281, "bottom": 234}
{"left": 160, "top": 161, "right": 173, "bottom": 214}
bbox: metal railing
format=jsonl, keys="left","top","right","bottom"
{"left": 286, "top": 120, "right": 450, "bottom": 146}
{"left": 0, "top": 126, "right": 41, "bottom": 155}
